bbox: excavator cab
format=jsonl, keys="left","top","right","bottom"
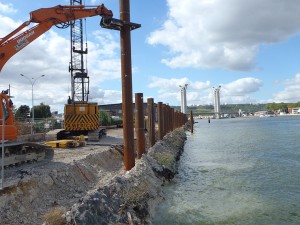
{"left": 0, "top": 92, "right": 18, "bottom": 140}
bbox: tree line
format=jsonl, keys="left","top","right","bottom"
{"left": 266, "top": 102, "right": 300, "bottom": 112}
{"left": 175, "top": 102, "right": 300, "bottom": 115}
{"left": 14, "top": 103, "right": 122, "bottom": 126}
{"left": 15, "top": 103, "right": 51, "bottom": 119}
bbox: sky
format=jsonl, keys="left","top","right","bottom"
{"left": 1, "top": 0, "right": 300, "bottom": 113}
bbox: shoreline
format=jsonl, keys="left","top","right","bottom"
{"left": 66, "top": 127, "right": 187, "bottom": 225}
{"left": 0, "top": 127, "right": 187, "bottom": 225}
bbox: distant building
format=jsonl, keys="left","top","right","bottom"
{"left": 254, "top": 111, "right": 274, "bottom": 117}
{"left": 254, "top": 111, "right": 266, "bottom": 116}
{"left": 51, "top": 111, "right": 63, "bottom": 120}
{"left": 291, "top": 107, "right": 300, "bottom": 114}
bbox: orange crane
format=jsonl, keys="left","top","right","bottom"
{"left": 0, "top": 4, "right": 113, "bottom": 166}
{"left": 0, "top": 4, "right": 112, "bottom": 71}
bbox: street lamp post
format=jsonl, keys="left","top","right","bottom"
{"left": 20, "top": 74, "right": 45, "bottom": 134}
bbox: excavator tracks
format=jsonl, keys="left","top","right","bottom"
{"left": 0, "top": 142, "right": 54, "bottom": 167}
{"left": 45, "top": 128, "right": 106, "bottom": 142}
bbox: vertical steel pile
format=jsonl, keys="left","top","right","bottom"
{"left": 120, "top": 0, "right": 135, "bottom": 170}
{"left": 157, "top": 102, "right": 163, "bottom": 140}
{"left": 147, "top": 98, "right": 155, "bottom": 147}
{"left": 135, "top": 93, "right": 145, "bottom": 159}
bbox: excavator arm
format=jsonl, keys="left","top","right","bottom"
{"left": 0, "top": 4, "right": 113, "bottom": 71}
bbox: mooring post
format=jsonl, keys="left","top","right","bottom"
{"left": 135, "top": 93, "right": 145, "bottom": 159}
{"left": 120, "top": 0, "right": 135, "bottom": 170}
{"left": 157, "top": 102, "right": 163, "bottom": 140}
{"left": 190, "top": 110, "right": 194, "bottom": 133}
{"left": 147, "top": 98, "right": 155, "bottom": 147}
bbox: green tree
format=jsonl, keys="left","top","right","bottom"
{"left": 267, "top": 102, "right": 288, "bottom": 112}
{"left": 266, "top": 102, "right": 276, "bottom": 110}
{"left": 15, "top": 105, "right": 30, "bottom": 118}
{"left": 99, "top": 109, "right": 112, "bottom": 126}
{"left": 32, "top": 103, "right": 51, "bottom": 118}
{"left": 277, "top": 102, "right": 288, "bottom": 112}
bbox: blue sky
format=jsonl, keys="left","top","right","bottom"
{"left": 1, "top": 0, "right": 300, "bottom": 113}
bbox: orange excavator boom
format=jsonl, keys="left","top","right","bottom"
{"left": 0, "top": 4, "right": 113, "bottom": 71}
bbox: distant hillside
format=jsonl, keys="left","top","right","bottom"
{"left": 172, "top": 104, "right": 268, "bottom": 115}
{"left": 218, "top": 104, "right": 267, "bottom": 114}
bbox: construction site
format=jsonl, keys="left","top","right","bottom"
{"left": 0, "top": 1, "right": 191, "bottom": 224}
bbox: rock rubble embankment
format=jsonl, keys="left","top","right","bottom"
{"left": 0, "top": 146, "right": 124, "bottom": 225}
{"left": 67, "top": 127, "right": 186, "bottom": 225}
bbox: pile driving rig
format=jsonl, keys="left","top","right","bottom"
{"left": 0, "top": 3, "right": 113, "bottom": 165}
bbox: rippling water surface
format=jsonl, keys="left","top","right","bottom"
{"left": 153, "top": 116, "right": 300, "bottom": 225}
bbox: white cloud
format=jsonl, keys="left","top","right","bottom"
{"left": 271, "top": 74, "right": 300, "bottom": 103}
{"left": 222, "top": 77, "right": 263, "bottom": 96}
{"left": 148, "top": 76, "right": 211, "bottom": 105}
{"left": 89, "top": 0, "right": 100, "bottom": 4}
{"left": 91, "top": 30, "right": 119, "bottom": 58}
{"left": 0, "top": 11, "right": 121, "bottom": 112}
{"left": 211, "top": 77, "right": 264, "bottom": 104}
{"left": 0, "top": 3, "right": 17, "bottom": 14}
{"left": 148, "top": 76, "right": 263, "bottom": 105}
{"left": 148, "top": 76, "right": 190, "bottom": 91}
{"left": 190, "top": 81, "right": 211, "bottom": 90}
{"left": 0, "top": 15, "right": 21, "bottom": 38}
{"left": 87, "top": 30, "right": 121, "bottom": 82}
{"left": 89, "top": 87, "right": 122, "bottom": 104}
{"left": 147, "top": 0, "right": 300, "bottom": 71}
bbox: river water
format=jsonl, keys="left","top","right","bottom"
{"left": 153, "top": 116, "right": 300, "bottom": 225}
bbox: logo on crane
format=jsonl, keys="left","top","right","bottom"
{"left": 14, "top": 31, "right": 35, "bottom": 51}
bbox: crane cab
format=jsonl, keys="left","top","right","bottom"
{"left": 0, "top": 93, "right": 18, "bottom": 140}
